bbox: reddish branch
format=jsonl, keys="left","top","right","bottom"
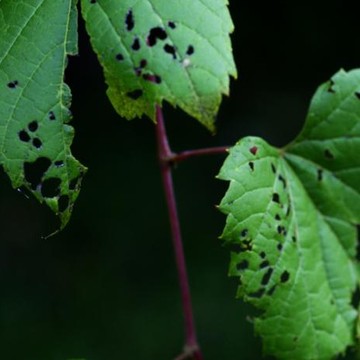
{"left": 155, "top": 106, "right": 228, "bottom": 360}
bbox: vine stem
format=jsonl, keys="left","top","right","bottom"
{"left": 155, "top": 106, "right": 203, "bottom": 360}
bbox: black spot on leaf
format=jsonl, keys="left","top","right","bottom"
{"left": 280, "top": 270, "right": 290, "bottom": 283}
{"left": 90, "top": 0, "right": 96, "bottom": 3}
{"left": 351, "top": 285, "right": 360, "bottom": 308}
{"left": 260, "top": 260, "right": 269, "bottom": 269}
{"left": 272, "top": 193, "right": 280, "bottom": 203}
{"left": 261, "top": 268, "right": 273, "bottom": 286}
{"left": 131, "top": 37, "right": 140, "bottom": 51}
{"left": 277, "top": 243, "right": 283, "bottom": 251}
{"left": 164, "top": 44, "right": 177, "bottom": 59}
{"left": 317, "top": 168, "right": 323, "bottom": 181}
{"left": 249, "top": 146, "right": 258, "bottom": 155}
{"left": 49, "top": 111, "right": 56, "bottom": 120}
{"left": 248, "top": 288, "right": 265, "bottom": 298}
{"left": 355, "top": 92, "right": 360, "bottom": 100}
{"left": 286, "top": 204, "right": 291, "bottom": 217}
{"left": 275, "top": 214, "right": 281, "bottom": 221}
{"left": 115, "top": 53, "right": 124, "bottom": 61}
{"left": 143, "top": 74, "right": 162, "bottom": 84}
{"left": 24, "top": 157, "right": 51, "bottom": 189}
{"left": 41, "top": 177, "right": 61, "bottom": 198}
{"left": 267, "top": 285, "right": 276, "bottom": 296}
{"left": 271, "top": 163, "right": 276, "bottom": 174}
{"left": 278, "top": 175, "right": 286, "bottom": 188}
{"left": 168, "top": 21, "right": 176, "bottom": 29}
{"left": 292, "top": 235, "right": 297, "bottom": 243}
{"left": 236, "top": 260, "right": 249, "bottom": 270}
{"left": 126, "top": 89, "right": 143, "bottom": 99}
{"left": 186, "top": 45, "right": 195, "bottom": 55}
{"left": 259, "top": 251, "right": 266, "bottom": 259}
{"left": 32, "top": 138, "right": 42, "bottom": 149}
{"left": 19, "top": 130, "right": 30, "bottom": 142}
{"left": 324, "top": 149, "right": 334, "bottom": 159}
{"left": 147, "top": 27, "right": 167, "bottom": 47}
{"left": 58, "top": 195, "right": 69, "bottom": 212}
{"left": 7, "top": 80, "right": 18, "bottom": 88}
{"left": 140, "top": 59, "right": 147, "bottom": 68}
{"left": 125, "top": 9, "right": 135, "bottom": 31}
{"left": 28, "top": 120, "right": 38, "bottom": 132}
{"left": 277, "top": 225, "right": 286, "bottom": 235}
{"left": 54, "top": 160, "right": 64, "bottom": 167}
{"left": 249, "top": 161, "right": 254, "bottom": 171}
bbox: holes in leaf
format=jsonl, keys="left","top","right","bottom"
{"left": 260, "top": 260, "right": 269, "bottom": 269}
{"left": 249, "top": 146, "right": 258, "bottom": 155}
{"left": 28, "top": 120, "right": 38, "bottom": 132}
{"left": 259, "top": 251, "right": 266, "bottom": 259}
{"left": 125, "top": 9, "right": 135, "bottom": 31}
{"left": 248, "top": 288, "right": 265, "bottom": 298}
{"left": 280, "top": 270, "right": 290, "bottom": 283}
{"left": 240, "top": 229, "right": 248, "bottom": 237}
{"left": 32, "top": 138, "right": 42, "bottom": 149}
{"left": 140, "top": 59, "right": 147, "bottom": 68}
{"left": 248, "top": 161, "right": 254, "bottom": 171}
{"left": 328, "top": 80, "right": 335, "bottom": 93}
{"left": 147, "top": 27, "right": 167, "bottom": 47}
{"left": 186, "top": 45, "right": 195, "bottom": 55}
{"left": 324, "top": 149, "right": 334, "bottom": 159}
{"left": 317, "top": 168, "right": 323, "bottom": 181}
{"left": 7, "top": 80, "right": 18, "bottom": 89}
{"left": 54, "top": 160, "right": 64, "bottom": 167}
{"left": 131, "top": 37, "right": 140, "bottom": 51}
{"left": 272, "top": 193, "right": 280, "bottom": 203}
{"left": 41, "top": 177, "right": 61, "bottom": 198}
{"left": 126, "top": 89, "right": 143, "bottom": 99}
{"left": 24, "top": 157, "right": 51, "bottom": 189}
{"left": 271, "top": 163, "right": 276, "bottom": 174}
{"left": 19, "top": 130, "right": 30, "bottom": 142}
{"left": 355, "top": 92, "right": 360, "bottom": 100}
{"left": 90, "top": 0, "right": 96, "bottom": 3}
{"left": 277, "top": 225, "right": 286, "bottom": 235}
{"left": 164, "top": 44, "right": 177, "bottom": 59}
{"left": 236, "top": 260, "right": 249, "bottom": 270}
{"left": 49, "top": 111, "right": 56, "bottom": 120}
{"left": 58, "top": 195, "right": 69, "bottom": 212}
{"left": 261, "top": 268, "right": 273, "bottom": 286}
{"left": 168, "top": 21, "right": 176, "bottom": 29}
{"left": 115, "top": 53, "right": 124, "bottom": 61}
{"left": 275, "top": 214, "right": 281, "bottom": 221}
{"left": 69, "top": 176, "right": 80, "bottom": 190}
{"left": 277, "top": 243, "right": 283, "bottom": 251}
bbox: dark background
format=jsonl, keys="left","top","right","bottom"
{"left": 1, "top": 2, "right": 360, "bottom": 359}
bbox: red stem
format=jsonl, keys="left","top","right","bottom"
{"left": 155, "top": 106, "right": 203, "bottom": 360}
{"left": 167, "top": 146, "right": 229, "bottom": 164}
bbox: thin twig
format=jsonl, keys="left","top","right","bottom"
{"left": 155, "top": 106, "right": 203, "bottom": 360}
{"left": 167, "top": 146, "right": 229, "bottom": 164}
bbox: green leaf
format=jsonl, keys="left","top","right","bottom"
{"left": 0, "top": 0, "right": 86, "bottom": 228}
{"left": 218, "top": 69, "right": 360, "bottom": 360}
{"left": 81, "top": 0, "right": 236, "bottom": 131}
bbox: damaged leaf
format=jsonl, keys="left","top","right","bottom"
{"left": 0, "top": 0, "right": 86, "bottom": 228}
{"left": 218, "top": 69, "right": 360, "bottom": 360}
{"left": 81, "top": 0, "right": 237, "bottom": 132}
